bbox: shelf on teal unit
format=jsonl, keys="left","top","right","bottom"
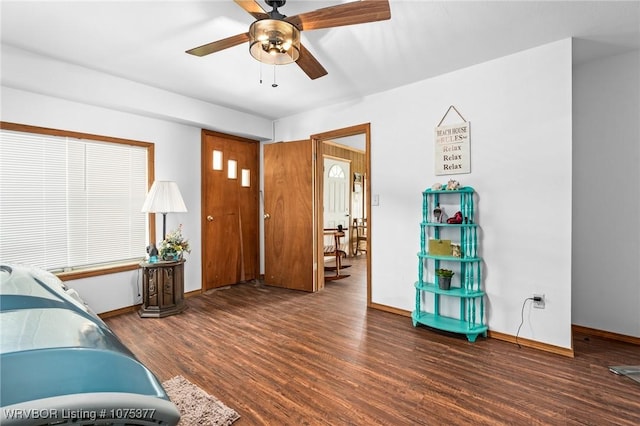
{"left": 421, "top": 222, "right": 478, "bottom": 228}
{"left": 414, "top": 281, "right": 484, "bottom": 298}
{"left": 423, "top": 186, "right": 474, "bottom": 194}
{"left": 411, "top": 311, "right": 487, "bottom": 343}
{"left": 417, "top": 253, "right": 481, "bottom": 262}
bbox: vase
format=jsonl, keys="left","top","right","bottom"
{"left": 162, "top": 254, "right": 174, "bottom": 261}
{"left": 438, "top": 276, "right": 452, "bottom": 290}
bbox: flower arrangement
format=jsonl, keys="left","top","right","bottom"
{"left": 159, "top": 224, "right": 191, "bottom": 260}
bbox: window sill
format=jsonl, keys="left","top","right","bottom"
{"left": 55, "top": 260, "right": 142, "bottom": 281}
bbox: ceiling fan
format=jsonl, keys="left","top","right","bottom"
{"left": 186, "top": 0, "right": 391, "bottom": 80}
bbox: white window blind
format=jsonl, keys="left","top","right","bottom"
{"left": 0, "top": 129, "right": 148, "bottom": 271}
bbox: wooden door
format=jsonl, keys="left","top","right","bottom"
{"left": 323, "top": 156, "right": 351, "bottom": 251}
{"left": 202, "top": 130, "right": 259, "bottom": 291}
{"left": 263, "top": 141, "right": 315, "bottom": 291}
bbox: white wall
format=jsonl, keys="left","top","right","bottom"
{"left": 1, "top": 87, "right": 202, "bottom": 312}
{"left": 1, "top": 45, "right": 274, "bottom": 314}
{"left": 572, "top": 49, "right": 640, "bottom": 338}
{"left": 2, "top": 39, "right": 595, "bottom": 349}
{"left": 1, "top": 45, "right": 273, "bottom": 141}
{"left": 276, "top": 40, "right": 574, "bottom": 349}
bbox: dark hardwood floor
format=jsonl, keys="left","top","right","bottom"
{"left": 106, "top": 257, "right": 640, "bottom": 425}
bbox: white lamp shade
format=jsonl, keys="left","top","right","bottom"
{"left": 141, "top": 181, "right": 187, "bottom": 213}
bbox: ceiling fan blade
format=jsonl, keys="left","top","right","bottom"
{"left": 233, "top": 0, "right": 269, "bottom": 20}
{"left": 286, "top": 0, "right": 390, "bottom": 31}
{"left": 296, "top": 44, "right": 328, "bottom": 80}
{"left": 186, "top": 33, "right": 250, "bottom": 57}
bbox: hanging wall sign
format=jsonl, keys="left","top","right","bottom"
{"left": 434, "top": 106, "right": 470, "bottom": 175}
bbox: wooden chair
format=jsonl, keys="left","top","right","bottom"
{"left": 323, "top": 229, "right": 350, "bottom": 281}
{"left": 353, "top": 218, "right": 367, "bottom": 256}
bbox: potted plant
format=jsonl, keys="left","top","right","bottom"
{"left": 159, "top": 224, "right": 191, "bottom": 261}
{"left": 435, "top": 268, "right": 454, "bottom": 290}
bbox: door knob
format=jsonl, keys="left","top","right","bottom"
{"left": 206, "top": 215, "right": 214, "bottom": 222}
{"left": 264, "top": 213, "right": 271, "bottom": 219}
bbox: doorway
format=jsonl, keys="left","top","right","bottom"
{"left": 201, "top": 130, "right": 259, "bottom": 291}
{"left": 312, "top": 124, "right": 371, "bottom": 304}
{"left": 323, "top": 156, "right": 351, "bottom": 246}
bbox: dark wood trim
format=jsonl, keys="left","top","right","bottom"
{"left": 323, "top": 153, "right": 353, "bottom": 163}
{"left": 57, "top": 262, "right": 140, "bottom": 281}
{"left": 368, "top": 302, "right": 577, "bottom": 357}
{"left": 369, "top": 302, "right": 411, "bottom": 318}
{"left": 147, "top": 143, "right": 157, "bottom": 245}
{"left": 312, "top": 136, "right": 324, "bottom": 291}
{"left": 99, "top": 303, "right": 141, "bottom": 320}
{"left": 324, "top": 140, "right": 365, "bottom": 154}
{"left": 364, "top": 124, "right": 371, "bottom": 307}
{"left": 0, "top": 121, "right": 154, "bottom": 148}
{"left": 488, "top": 330, "right": 575, "bottom": 357}
{"left": 185, "top": 289, "right": 203, "bottom": 298}
{"left": 97, "top": 289, "right": 202, "bottom": 320}
{"left": 201, "top": 129, "right": 260, "bottom": 144}
{"left": 311, "top": 123, "right": 371, "bottom": 141}
{"left": 572, "top": 324, "right": 640, "bottom": 345}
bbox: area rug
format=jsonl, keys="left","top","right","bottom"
{"left": 162, "top": 375, "right": 240, "bottom": 425}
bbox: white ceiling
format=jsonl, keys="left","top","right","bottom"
{"left": 1, "top": 1, "right": 639, "bottom": 120}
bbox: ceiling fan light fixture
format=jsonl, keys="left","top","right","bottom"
{"left": 249, "top": 19, "right": 300, "bottom": 65}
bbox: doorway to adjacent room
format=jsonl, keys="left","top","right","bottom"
{"left": 312, "top": 124, "right": 371, "bottom": 304}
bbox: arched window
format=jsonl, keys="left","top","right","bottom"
{"left": 328, "top": 164, "right": 345, "bottom": 178}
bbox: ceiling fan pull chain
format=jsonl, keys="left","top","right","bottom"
{"left": 272, "top": 65, "right": 278, "bottom": 88}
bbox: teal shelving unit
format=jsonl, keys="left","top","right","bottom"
{"left": 412, "top": 186, "right": 487, "bottom": 342}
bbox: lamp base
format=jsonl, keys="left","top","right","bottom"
{"left": 162, "top": 212, "right": 168, "bottom": 241}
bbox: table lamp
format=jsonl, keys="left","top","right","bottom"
{"left": 141, "top": 180, "right": 188, "bottom": 240}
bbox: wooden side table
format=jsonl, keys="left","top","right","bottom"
{"left": 139, "top": 259, "right": 186, "bottom": 318}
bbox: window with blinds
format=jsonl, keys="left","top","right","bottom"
{"left": 0, "top": 125, "right": 152, "bottom": 272}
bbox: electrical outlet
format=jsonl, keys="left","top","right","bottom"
{"left": 533, "top": 294, "right": 545, "bottom": 309}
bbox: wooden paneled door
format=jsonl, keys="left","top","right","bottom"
{"left": 201, "top": 130, "right": 259, "bottom": 291}
{"left": 263, "top": 141, "right": 315, "bottom": 292}
{"left": 323, "top": 156, "right": 351, "bottom": 248}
